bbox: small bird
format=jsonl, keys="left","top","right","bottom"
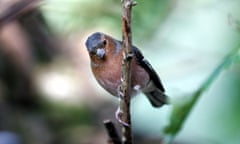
{"left": 85, "top": 32, "right": 168, "bottom": 108}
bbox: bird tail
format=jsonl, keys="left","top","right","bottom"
{"left": 144, "top": 89, "right": 168, "bottom": 107}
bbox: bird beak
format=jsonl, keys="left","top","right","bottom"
{"left": 87, "top": 44, "right": 105, "bottom": 59}
{"left": 96, "top": 48, "right": 105, "bottom": 58}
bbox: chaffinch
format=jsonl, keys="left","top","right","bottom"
{"left": 85, "top": 32, "right": 168, "bottom": 108}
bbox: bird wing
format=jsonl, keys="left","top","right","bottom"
{"left": 132, "top": 46, "right": 165, "bottom": 92}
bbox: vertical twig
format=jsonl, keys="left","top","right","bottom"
{"left": 120, "top": 0, "right": 137, "bottom": 144}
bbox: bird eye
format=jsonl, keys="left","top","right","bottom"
{"left": 102, "top": 39, "right": 107, "bottom": 46}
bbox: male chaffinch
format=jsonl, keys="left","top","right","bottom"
{"left": 85, "top": 32, "right": 168, "bottom": 108}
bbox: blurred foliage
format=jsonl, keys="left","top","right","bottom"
{"left": 39, "top": 101, "right": 95, "bottom": 143}
{"left": 164, "top": 43, "right": 240, "bottom": 143}
{"left": 1, "top": 0, "right": 240, "bottom": 144}
{"left": 41, "top": 102, "right": 94, "bottom": 129}
{"left": 42, "top": 0, "right": 172, "bottom": 43}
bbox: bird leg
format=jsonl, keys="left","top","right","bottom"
{"left": 123, "top": 51, "right": 134, "bottom": 61}
{"left": 117, "top": 85, "right": 124, "bottom": 99}
{"left": 115, "top": 106, "right": 129, "bottom": 127}
{"left": 115, "top": 85, "right": 130, "bottom": 126}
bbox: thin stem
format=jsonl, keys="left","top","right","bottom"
{"left": 120, "top": 0, "right": 136, "bottom": 144}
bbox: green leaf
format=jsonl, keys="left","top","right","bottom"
{"left": 163, "top": 43, "right": 240, "bottom": 143}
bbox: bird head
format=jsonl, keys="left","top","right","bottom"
{"left": 85, "top": 32, "right": 107, "bottom": 59}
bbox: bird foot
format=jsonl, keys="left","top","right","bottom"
{"left": 123, "top": 52, "right": 134, "bottom": 61}
{"left": 115, "top": 107, "right": 129, "bottom": 127}
{"left": 117, "top": 85, "right": 124, "bottom": 99}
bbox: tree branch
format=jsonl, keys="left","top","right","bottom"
{"left": 119, "top": 0, "right": 137, "bottom": 144}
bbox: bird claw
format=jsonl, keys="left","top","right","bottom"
{"left": 117, "top": 85, "right": 124, "bottom": 99}
{"left": 126, "top": 52, "right": 134, "bottom": 60}
{"left": 115, "top": 107, "right": 129, "bottom": 127}
{"left": 123, "top": 52, "right": 134, "bottom": 61}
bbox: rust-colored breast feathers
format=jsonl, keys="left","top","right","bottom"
{"left": 91, "top": 38, "right": 123, "bottom": 96}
